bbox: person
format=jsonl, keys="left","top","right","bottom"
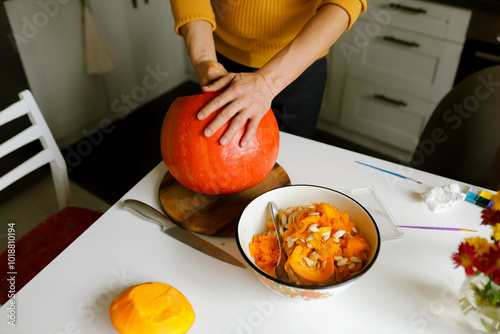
{"left": 169, "top": 0, "right": 367, "bottom": 147}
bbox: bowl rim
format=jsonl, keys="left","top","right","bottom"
{"left": 236, "top": 184, "right": 381, "bottom": 290}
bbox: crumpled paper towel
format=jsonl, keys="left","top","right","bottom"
{"left": 420, "top": 183, "right": 466, "bottom": 212}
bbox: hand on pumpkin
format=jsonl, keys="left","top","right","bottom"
{"left": 193, "top": 60, "right": 228, "bottom": 87}
{"left": 197, "top": 71, "right": 275, "bottom": 148}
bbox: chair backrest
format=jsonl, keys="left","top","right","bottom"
{"left": 0, "top": 90, "right": 70, "bottom": 209}
{"left": 409, "top": 65, "right": 500, "bottom": 188}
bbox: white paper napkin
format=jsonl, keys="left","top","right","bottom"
{"left": 420, "top": 183, "right": 466, "bottom": 212}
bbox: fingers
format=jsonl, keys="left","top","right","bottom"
{"left": 197, "top": 88, "right": 233, "bottom": 123}
{"left": 202, "top": 72, "right": 234, "bottom": 92}
{"left": 198, "top": 90, "right": 244, "bottom": 137}
{"left": 197, "top": 72, "right": 274, "bottom": 147}
{"left": 239, "top": 117, "right": 260, "bottom": 148}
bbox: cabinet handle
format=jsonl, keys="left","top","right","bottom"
{"left": 383, "top": 35, "right": 420, "bottom": 48}
{"left": 374, "top": 94, "right": 408, "bottom": 107}
{"left": 389, "top": 3, "right": 427, "bottom": 14}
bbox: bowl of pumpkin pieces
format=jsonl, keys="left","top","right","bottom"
{"left": 236, "top": 184, "right": 381, "bottom": 301}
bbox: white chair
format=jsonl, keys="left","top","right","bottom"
{"left": 0, "top": 90, "right": 69, "bottom": 208}
{"left": 0, "top": 90, "right": 102, "bottom": 305}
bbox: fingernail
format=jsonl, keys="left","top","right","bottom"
{"left": 197, "top": 113, "right": 205, "bottom": 120}
{"left": 220, "top": 137, "right": 228, "bottom": 145}
{"left": 204, "top": 128, "right": 212, "bottom": 137}
{"left": 240, "top": 140, "right": 248, "bottom": 148}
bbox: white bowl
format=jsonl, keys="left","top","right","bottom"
{"left": 236, "top": 184, "right": 380, "bottom": 300}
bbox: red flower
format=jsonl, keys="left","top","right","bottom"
{"left": 452, "top": 242, "right": 479, "bottom": 276}
{"left": 481, "top": 243, "right": 500, "bottom": 285}
{"left": 481, "top": 207, "right": 500, "bottom": 226}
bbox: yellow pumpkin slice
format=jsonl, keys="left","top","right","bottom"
{"left": 288, "top": 245, "right": 335, "bottom": 284}
{"left": 109, "top": 282, "right": 195, "bottom": 334}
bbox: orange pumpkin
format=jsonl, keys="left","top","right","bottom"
{"left": 109, "top": 282, "right": 195, "bottom": 334}
{"left": 160, "top": 92, "right": 280, "bottom": 195}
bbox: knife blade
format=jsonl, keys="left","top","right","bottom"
{"left": 122, "top": 199, "right": 246, "bottom": 268}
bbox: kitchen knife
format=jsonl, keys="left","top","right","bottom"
{"left": 122, "top": 199, "right": 246, "bottom": 268}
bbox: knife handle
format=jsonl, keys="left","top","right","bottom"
{"left": 123, "top": 199, "right": 175, "bottom": 231}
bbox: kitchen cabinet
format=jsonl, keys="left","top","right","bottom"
{"left": 317, "top": 0, "right": 472, "bottom": 161}
{"left": 4, "top": 0, "right": 191, "bottom": 148}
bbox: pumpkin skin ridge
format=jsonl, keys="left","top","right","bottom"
{"left": 160, "top": 91, "right": 279, "bottom": 195}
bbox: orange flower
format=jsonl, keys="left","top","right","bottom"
{"left": 465, "top": 237, "right": 494, "bottom": 256}
{"left": 492, "top": 193, "right": 500, "bottom": 211}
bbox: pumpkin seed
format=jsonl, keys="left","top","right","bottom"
{"left": 308, "top": 224, "right": 319, "bottom": 232}
{"left": 304, "top": 257, "right": 315, "bottom": 267}
{"left": 306, "top": 234, "right": 314, "bottom": 242}
{"left": 286, "top": 237, "right": 298, "bottom": 248}
{"left": 337, "top": 258, "right": 348, "bottom": 266}
{"left": 322, "top": 231, "right": 331, "bottom": 241}
{"left": 350, "top": 256, "right": 361, "bottom": 263}
{"left": 347, "top": 263, "right": 356, "bottom": 270}
{"left": 334, "top": 230, "right": 346, "bottom": 239}
{"left": 352, "top": 226, "right": 358, "bottom": 233}
{"left": 308, "top": 212, "right": 320, "bottom": 216}
{"left": 285, "top": 208, "right": 293, "bottom": 214}
{"left": 334, "top": 256, "right": 343, "bottom": 261}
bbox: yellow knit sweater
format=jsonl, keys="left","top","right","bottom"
{"left": 170, "top": 0, "right": 367, "bottom": 68}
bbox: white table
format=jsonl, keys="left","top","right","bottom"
{"left": 1, "top": 132, "right": 489, "bottom": 333}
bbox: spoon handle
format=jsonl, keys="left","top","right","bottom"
{"left": 268, "top": 201, "right": 290, "bottom": 283}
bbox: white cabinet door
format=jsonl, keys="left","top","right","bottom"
{"left": 364, "top": 0, "right": 471, "bottom": 43}
{"left": 338, "top": 21, "right": 463, "bottom": 103}
{"left": 339, "top": 77, "right": 434, "bottom": 152}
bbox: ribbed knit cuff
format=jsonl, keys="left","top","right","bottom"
{"left": 170, "top": 0, "right": 217, "bottom": 35}
{"left": 322, "top": 0, "right": 367, "bottom": 30}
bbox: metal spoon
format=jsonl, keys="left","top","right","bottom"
{"left": 268, "top": 201, "right": 290, "bottom": 283}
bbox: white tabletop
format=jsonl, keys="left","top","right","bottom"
{"left": 1, "top": 132, "right": 489, "bottom": 333}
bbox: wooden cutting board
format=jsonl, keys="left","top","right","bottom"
{"left": 158, "top": 163, "right": 290, "bottom": 237}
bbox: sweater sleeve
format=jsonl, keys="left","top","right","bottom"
{"left": 169, "top": 0, "right": 217, "bottom": 35}
{"left": 321, "top": 0, "right": 367, "bottom": 30}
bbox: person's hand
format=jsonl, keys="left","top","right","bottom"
{"left": 193, "top": 60, "right": 228, "bottom": 87}
{"left": 197, "top": 71, "right": 275, "bottom": 147}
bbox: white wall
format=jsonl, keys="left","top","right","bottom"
{"left": 5, "top": 0, "right": 192, "bottom": 148}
